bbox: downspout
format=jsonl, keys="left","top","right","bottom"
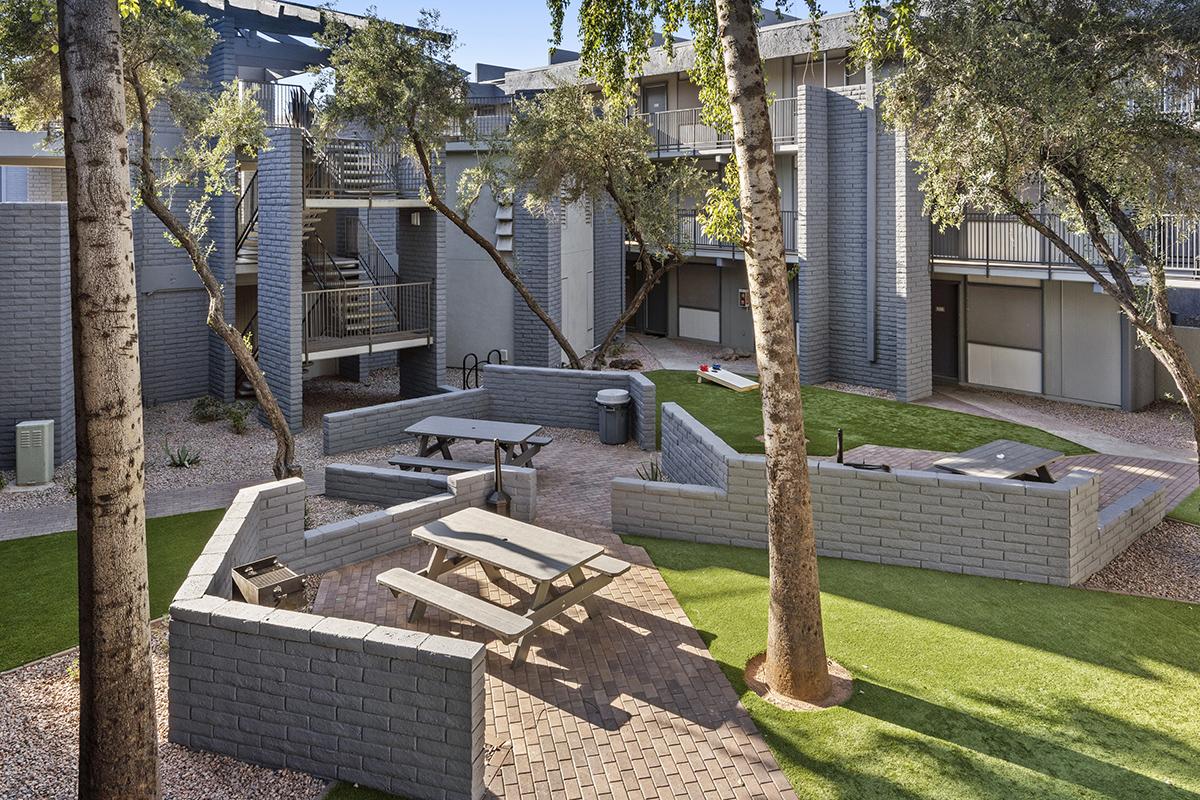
{"left": 865, "top": 61, "right": 878, "bottom": 363}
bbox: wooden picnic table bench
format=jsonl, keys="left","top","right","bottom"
{"left": 388, "top": 455, "right": 491, "bottom": 474}
{"left": 931, "top": 438, "right": 1064, "bottom": 482}
{"left": 377, "top": 507, "right": 630, "bottom": 666}
{"left": 403, "top": 416, "right": 553, "bottom": 467}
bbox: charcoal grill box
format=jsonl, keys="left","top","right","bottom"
{"left": 232, "top": 556, "right": 305, "bottom": 609}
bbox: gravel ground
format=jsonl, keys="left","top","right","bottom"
{"left": 0, "top": 627, "right": 326, "bottom": 800}
{"left": 1084, "top": 519, "right": 1200, "bottom": 603}
{"left": 305, "top": 494, "right": 380, "bottom": 529}
{"left": 816, "top": 381, "right": 897, "bottom": 400}
{"left": 0, "top": 371, "right": 416, "bottom": 514}
{"left": 966, "top": 389, "right": 1196, "bottom": 454}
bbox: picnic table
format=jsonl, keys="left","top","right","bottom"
{"left": 931, "top": 439, "right": 1063, "bottom": 482}
{"left": 404, "top": 415, "right": 549, "bottom": 467}
{"left": 377, "top": 507, "right": 629, "bottom": 666}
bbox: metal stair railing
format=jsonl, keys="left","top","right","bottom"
{"left": 354, "top": 217, "right": 403, "bottom": 319}
{"left": 235, "top": 171, "right": 258, "bottom": 257}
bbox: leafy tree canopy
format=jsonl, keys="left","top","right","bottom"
{"left": 860, "top": 0, "right": 1200, "bottom": 233}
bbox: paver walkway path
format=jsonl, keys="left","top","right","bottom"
{"left": 313, "top": 435, "right": 798, "bottom": 800}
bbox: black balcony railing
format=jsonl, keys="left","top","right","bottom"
{"left": 643, "top": 209, "right": 798, "bottom": 256}
{"left": 931, "top": 212, "right": 1200, "bottom": 281}
{"left": 303, "top": 136, "right": 425, "bottom": 201}
{"left": 639, "top": 97, "right": 799, "bottom": 154}
{"left": 238, "top": 80, "right": 314, "bottom": 129}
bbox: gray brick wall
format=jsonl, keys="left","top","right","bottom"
{"left": 26, "top": 167, "right": 66, "bottom": 202}
{"left": 482, "top": 364, "right": 656, "bottom": 450}
{"left": 322, "top": 387, "right": 491, "bottom": 455}
{"left": 613, "top": 403, "right": 1157, "bottom": 585}
{"left": 795, "top": 85, "right": 830, "bottom": 383}
{"left": 257, "top": 128, "right": 305, "bottom": 431}
{"left": 396, "top": 207, "right": 447, "bottom": 396}
{"left": 0, "top": 203, "right": 74, "bottom": 467}
{"left": 511, "top": 195, "right": 562, "bottom": 367}
{"left": 169, "top": 476, "right": 488, "bottom": 799}
{"left": 892, "top": 128, "right": 933, "bottom": 402}
{"left": 591, "top": 197, "right": 626, "bottom": 348}
{"left": 137, "top": 289, "right": 211, "bottom": 404}
{"left": 325, "top": 463, "right": 451, "bottom": 506}
{"left": 206, "top": 16, "right": 239, "bottom": 402}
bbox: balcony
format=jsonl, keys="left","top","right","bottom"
{"left": 639, "top": 97, "right": 799, "bottom": 155}
{"left": 303, "top": 137, "right": 426, "bottom": 207}
{"left": 628, "top": 209, "right": 798, "bottom": 260}
{"left": 302, "top": 281, "right": 432, "bottom": 360}
{"left": 445, "top": 96, "right": 513, "bottom": 142}
{"left": 931, "top": 212, "right": 1200, "bottom": 283}
{"left": 238, "top": 80, "right": 314, "bottom": 129}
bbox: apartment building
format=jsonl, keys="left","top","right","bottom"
{"left": 495, "top": 10, "right": 1200, "bottom": 410}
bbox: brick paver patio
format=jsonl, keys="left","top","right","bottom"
{"left": 313, "top": 434, "right": 798, "bottom": 800}
{"left": 842, "top": 445, "right": 1199, "bottom": 509}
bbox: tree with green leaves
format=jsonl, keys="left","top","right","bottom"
{"left": 549, "top": 0, "right": 834, "bottom": 702}
{"left": 492, "top": 84, "right": 711, "bottom": 368}
{"left": 54, "top": 0, "right": 157, "bottom": 794}
{"left": 856, "top": 0, "right": 1200, "bottom": 473}
{"left": 316, "top": 12, "right": 587, "bottom": 368}
{"left": 0, "top": 0, "right": 301, "bottom": 480}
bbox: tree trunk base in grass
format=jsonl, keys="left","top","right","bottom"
{"left": 745, "top": 653, "right": 853, "bottom": 711}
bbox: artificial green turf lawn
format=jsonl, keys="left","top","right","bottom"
{"left": 645, "top": 369, "right": 1091, "bottom": 457}
{"left": 627, "top": 535, "right": 1200, "bottom": 800}
{"left": 1168, "top": 486, "right": 1200, "bottom": 525}
{"left": 0, "top": 509, "right": 224, "bottom": 671}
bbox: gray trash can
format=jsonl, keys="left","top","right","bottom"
{"left": 596, "top": 388, "right": 631, "bottom": 445}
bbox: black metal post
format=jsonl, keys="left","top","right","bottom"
{"left": 487, "top": 439, "right": 511, "bottom": 517}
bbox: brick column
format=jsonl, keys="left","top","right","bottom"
{"left": 591, "top": 196, "right": 625, "bottom": 348}
{"left": 892, "top": 129, "right": 932, "bottom": 401}
{"left": 512, "top": 194, "right": 562, "bottom": 367}
{"left": 795, "top": 85, "right": 831, "bottom": 383}
{"left": 205, "top": 16, "right": 239, "bottom": 401}
{"left": 395, "top": 207, "right": 447, "bottom": 396}
{"left": 257, "top": 128, "right": 305, "bottom": 431}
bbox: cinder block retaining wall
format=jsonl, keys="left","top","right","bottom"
{"left": 325, "top": 463, "right": 451, "bottom": 506}
{"left": 169, "top": 475, "right": 507, "bottom": 799}
{"left": 481, "top": 364, "right": 657, "bottom": 451}
{"left": 323, "top": 387, "right": 491, "bottom": 455}
{"left": 612, "top": 404, "right": 1166, "bottom": 586}
{"left": 322, "top": 366, "right": 656, "bottom": 456}
{"left": 312, "top": 465, "right": 537, "bottom": 568}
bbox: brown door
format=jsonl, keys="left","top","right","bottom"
{"left": 932, "top": 280, "right": 959, "bottom": 380}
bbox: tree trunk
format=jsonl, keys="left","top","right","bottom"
{"left": 408, "top": 134, "right": 584, "bottom": 368}
{"left": 715, "top": 0, "right": 832, "bottom": 701}
{"left": 58, "top": 1, "right": 159, "bottom": 796}
{"left": 128, "top": 74, "right": 300, "bottom": 480}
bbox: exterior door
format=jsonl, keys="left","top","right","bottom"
{"left": 643, "top": 278, "right": 669, "bottom": 336}
{"left": 642, "top": 84, "right": 668, "bottom": 115}
{"left": 932, "top": 280, "right": 959, "bottom": 380}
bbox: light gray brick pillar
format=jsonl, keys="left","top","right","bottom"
{"left": 0, "top": 203, "right": 74, "bottom": 468}
{"left": 893, "top": 129, "right": 932, "bottom": 401}
{"left": 395, "top": 206, "right": 446, "bottom": 396}
{"left": 257, "top": 128, "right": 304, "bottom": 431}
{"left": 592, "top": 196, "right": 625, "bottom": 348}
{"left": 206, "top": 16, "right": 239, "bottom": 401}
{"left": 795, "top": 85, "right": 831, "bottom": 383}
{"left": 512, "top": 194, "right": 562, "bottom": 367}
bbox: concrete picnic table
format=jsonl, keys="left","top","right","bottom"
{"left": 380, "top": 507, "right": 629, "bottom": 666}
{"left": 931, "top": 438, "right": 1064, "bottom": 482}
{"left": 404, "top": 415, "right": 546, "bottom": 467}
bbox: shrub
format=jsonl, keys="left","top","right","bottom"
{"left": 191, "top": 396, "right": 227, "bottom": 423}
{"left": 636, "top": 457, "right": 669, "bottom": 482}
{"left": 164, "top": 439, "right": 202, "bottom": 468}
{"left": 0, "top": 471, "right": 6, "bottom": 491}
{"left": 227, "top": 402, "right": 253, "bottom": 435}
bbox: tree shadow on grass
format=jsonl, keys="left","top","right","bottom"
{"left": 842, "top": 679, "right": 1200, "bottom": 799}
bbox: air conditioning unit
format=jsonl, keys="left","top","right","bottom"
{"left": 16, "top": 419, "right": 54, "bottom": 486}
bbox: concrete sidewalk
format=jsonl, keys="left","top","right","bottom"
{"left": 0, "top": 472, "right": 326, "bottom": 543}
{"left": 922, "top": 388, "right": 1198, "bottom": 464}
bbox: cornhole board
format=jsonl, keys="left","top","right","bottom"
{"left": 697, "top": 368, "right": 759, "bottom": 392}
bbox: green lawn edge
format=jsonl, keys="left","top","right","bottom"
{"left": 0, "top": 508, "right": 224, "bottom": 671}
{"left": 626, "top": 533, "right": 1200, "bottom": 800}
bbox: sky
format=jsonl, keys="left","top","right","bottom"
{"left": 321, "top": 1, "right": 853, "bottom": 80}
